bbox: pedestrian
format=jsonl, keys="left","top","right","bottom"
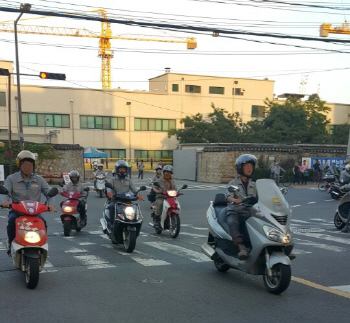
{"left": 269, "top": 161, "right": 276, "bottom": 180}
{"left": 273, "top": 162, "right": 285, "bottom": 186}
{"left": 312, "top": 159, "right": 321, "bottom": 183}
{"left": 293, "top": 162, "right": 300, "bottom": 185}
{"left": 300, "top": 160, "right": 309, "bottom": 185}
{"left": 138, "top": 159, "right": 144, "bottom": 179}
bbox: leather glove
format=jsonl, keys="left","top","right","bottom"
{"left": 137, "top": 194, "right": 143, "bottom": 201}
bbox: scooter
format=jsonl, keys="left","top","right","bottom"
{"left": 328, "top": 182, "right": 347, "bottom": 200}
{"left": 60, "top": 187, "right": 89, "bottom": 236}
{"left": 149, "top": 183, "right": 188, "bottom": 238}
{"left": 94, "top": 172, "right": 107, "bottom": 198}
{"left": 100, "top": 182, "right": 147, "bottom": 253}
{"left": 334, "top": 191, "right": 350, "bottom": 230}
{"left": 0, "top": 185, "right": 58, "bottom": 289}
{"left": 201, "top": 179, "right": 294, "bottom": 294}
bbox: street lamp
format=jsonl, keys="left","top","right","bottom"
{"left": 14, "top": 3, "right": 31, "bottom": 150}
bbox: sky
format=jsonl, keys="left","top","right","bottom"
{"left": 0, "top": 0, "right": 350, "bottom": 104}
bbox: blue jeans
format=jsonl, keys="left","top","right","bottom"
{"left": 7, "top": 210, "right": 47, "bottom": 245}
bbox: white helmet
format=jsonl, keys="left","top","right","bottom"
{"left": 345, "top": 165, "right": 350, "bottom": 171}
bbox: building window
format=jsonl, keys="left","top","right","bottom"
{"left": 0, "top": 92, "right": 6, "bottom": 106}
{"left": 251, "top": 105, "right": 265, "bottom": 118}
{"left": 22, "top": 112, "right": 70, "bottom": 128}
{"left": 233, "top": 88, "right": 244, "bottom": 96}
{"left": 80, "top": 115, "right": 125, "bottom": 130}
{"left": 134, "top": 118, "right": 176, "bottom": 131}
{"left": 99, "top": 149, "right": 126, "bottom": 158}
{"left": 135, "top": 150, "right": 173, "bottom": 159}
{"left": 172, "top": 84, "right": 179, "bottom": 92}
{"left": 209, "top": 86, "right": 225, "bottom": 95}
{"left": 185, "top": 85, "right": 201, "bottom": 93}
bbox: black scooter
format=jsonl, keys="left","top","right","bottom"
{"left": 100, "top": 182, "right": 147, "bottom": 253}
{"left": 334, "top": 192, "right": 350, "bottom": 230}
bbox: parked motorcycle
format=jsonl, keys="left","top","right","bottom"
{"left": 60, "top": 187, "right": 90, "bottom": 236}
{"left": 0, "top": 185, "right": 58, "bottom": 289}
{"left": 334, "top": 191, "right": 350, "bottom": 230}
{"left": 149, "top": 183, "right": 188, "bottom": 238}
{"left": 94, "top": 172, "right": 107, "bottom": 198}
{"left": 100, "top": 182, "right": 147, "bottom": 253}
{"left": 201, "top": 179, "right": 294, "bottom": 294}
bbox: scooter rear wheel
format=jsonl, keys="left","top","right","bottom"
{"left": 334, "top": 212, "right": 346, "bottom": 230}
{"left": 25, "top": 257, "right": 40, "bottom": 289}
{"left": 263, "top": 263, "right": 291, "bottom": 294}
{"left": 169, "top": 213, "right": 180, "bottom": 238}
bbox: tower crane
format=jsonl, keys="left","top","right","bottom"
{"left": 0, "top": 9, "right": 197, "bottom": 89}
{"left": 320, "top": 22, "right": 350, "bottom": 37}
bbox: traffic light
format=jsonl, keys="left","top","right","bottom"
{"left": 39, "top": 72, "right": 66, "bottom": 80}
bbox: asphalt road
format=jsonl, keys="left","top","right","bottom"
{"left": 0, "top": 178, "right": 349, "bottom": 323}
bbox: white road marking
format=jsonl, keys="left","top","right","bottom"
{"left": 128, "top": 257, "right": 170, "bottom": 266}
{"left": 292, "top": 205, "right": 301, "bottom": 208}
{"left": 65, "top": 248, "right": 87, "bottom": 253}
{"left": 41, "top": 260, "right": 58, "bottom": 273}
{"left": 307, "top": 202, "right": 316, "bottom": 204}
{"left": 179, "top": 232, "right": 208, "bottom": 238}
{"left": 144, "top": 241, "right": 211, "bottom": 262}
{"left": 295, "top": 232, "right": 350, "bottom": 245}
{"left": 73, "top": 255, "right": 116, "bottom": 269}
{"left": 292, "top": 219, "right": 311, "bottom": 224}
{"left": 330, "top": 285, "right": 350, "bottom": 294}
{"left": 88, "top": 231, "right": 104, "bottom": 235}
{"left": 310, "top": 218, "right": 327, "bottom": 222}
{"left": 0, "top": 215, "right": 7, "bottom": 219}
{"left": 0, "top": 241, "right": 6, "bottom": 250}
{"left": 79, "top": 242, "right": 96, "bottom": 246}
{"left": 292, "top": 249, "right": 312, "bottom": 255}
{"left": 181, "top": 224, "right": 208, "bottom": 231}
{"left": 295, "top": 238, "right": 347, "bottom": 252}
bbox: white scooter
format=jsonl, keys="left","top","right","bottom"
{"left": 94, "top": 172, "right": 107, "bottom": 198}
{"left": 201, "top": 179, "right": 294, "bottom": 294}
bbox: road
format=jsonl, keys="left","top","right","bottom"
{"left": 0, "top": 178, "right": 349, "bottom": 323}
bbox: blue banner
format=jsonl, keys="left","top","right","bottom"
{"left": 302, "top": 157, "right": 346, "bottom": 169}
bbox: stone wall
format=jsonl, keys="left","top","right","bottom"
{"left": 197, "top": 143, "right": 347, "bottom": 183}
{"left": 35, "top": 144, "right": 84, "bottom": 183}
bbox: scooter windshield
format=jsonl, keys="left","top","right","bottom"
{"left": 256, "top": 179, "right": 289, "bottom": 215}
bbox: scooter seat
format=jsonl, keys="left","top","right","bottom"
{"left": 217, "top": 206, "right": 230, "bottom": 235}
{"left": 213, "top": 193, "right": 228, "bottom": 217}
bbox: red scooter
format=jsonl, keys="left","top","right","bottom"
{"left": 0, "top": 185, "right": 58, "bottom": 289}
{"left": 60, "top": 188, "right": 89, "bottom": 236}
{"left": 150, "top": 183, "right": 187, "bottom": 238}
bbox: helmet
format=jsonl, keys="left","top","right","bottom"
{"left": 162, "top": 165, "right": 173, "bottom": 174}
{"left": 345, "top": 165, "right": 350, "bottom": 171}
{"left": 16, "top": 150, "right": 36, "bottom": 167}
{"left": 115, "top": 160, "right": 128, "bottom": 178}
{"left": 69, "top": 170, "right": 80, "bottom": 182}
{"left": 235, "top": 154, "right": 257, "bottom": 176}
{"left": 98, "top": 163, "right": 103, "bottom": 169}
{"left": 155, "top": 165, "right": 162, "bottom": 171}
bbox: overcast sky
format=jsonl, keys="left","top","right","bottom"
{"left": 0, "top": 0, "right": 349, "bottom": 104}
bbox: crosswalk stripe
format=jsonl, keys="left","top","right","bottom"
{"left": 144, "top": 241, "right": 211, "bottom": 262}
{"left": 41, "top": 260, "right": 58, "bottom": 273}
{"left": 295, "top": 232, "right": 350, "bottom": 245}
{"left": 73, "top": 254, "right": 116, "bottom": 269}
{"left": 295, "top": 238, "right": 346, "bottom": 252}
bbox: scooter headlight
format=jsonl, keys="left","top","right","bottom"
{"left": 24, "top": 231, "right": 41, "bottom": 243}
{"left": 263, "top": 225, "right": 291, "bottom": 244}
{"left": 63, "top": 206, "right": 73, "bottom": 212}
{"left": 124, "top": 206, "right": 135, "bottom": 220}
{"left": 167, "top": 190, "right": 177, "bottom": 197}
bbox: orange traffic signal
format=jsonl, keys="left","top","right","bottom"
{"left": 39, "top": 72, "right": 66, "bottom": 80}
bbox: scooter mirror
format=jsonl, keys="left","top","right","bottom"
{"left": 280, "top": 188, "right": 288, "bottom": 195}
{"left": 0, "top": 185, "right": 9, "bottom": 195}
{"left": 153, "top": 182, "right": 160, "bottom": 187}
{"left": 139, "top": 185, "right": 147, "bottom": 191}
{"left": 83, "top": 187, "right": 90, "bottom": 192}
{"left": 105, "top": 182, "right": 113, "bottom": 189}
{"left": 47, "top": 187, "right": 59, "bottom": 198}
{"left": 181, "top": 184, "right": 188, "bottom": 190}
{"left": 228, "top": 185, "right": 239, "bottom": 192}
{"left": 58, "top": 182, "right": 64, "bottom": 188}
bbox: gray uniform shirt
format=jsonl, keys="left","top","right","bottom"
{"left": 107, "top": 177, "right": 138, "bottom": 195}
{"left": 153, "top": 177, "right": 176, "bottom": 198}
{"left": 151, "top": 174, "right": 162, "bottom": 183}
{"left": 226, "top": 176, "right": 257, "bottom": 213}
{"left": 340, "top": 170, "right": 350, "bottom": 183}
{"left": 0, "top": 171, "right": 55, "bottom": 205}
{"left": 63, "top": 182, "right": 88, "bottom": 202}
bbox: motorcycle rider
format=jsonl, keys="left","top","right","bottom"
{"left": 226, "top": 154, "right": 258, "bottom": 261}
{"left": 93, "top": 163, "right": 105, "bottom": 189}
{"left": 0, "top": 150, "right": 55, "bottom": 255}
{"left": 339, "top": 165, "right": 350, "bottom": 184}
{"left": 152, "top": 165, "right": 163, "bottom": 183}
{"left": 152, "top": 165, "right": 176, "bottom": 228}
{"left": 62, "top": 170, "right": 89, "bottom": 225}
{"left": 106, "top": 160, "right": 143, "bottom": 224}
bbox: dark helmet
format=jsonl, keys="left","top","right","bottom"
{"left": 235, "top": 154, "right": 257, "bottom": 176}
{"left": 69, "top": 170, "right": 80, "bottom": 183}
{"left": 115, "top": 160, "right": 128, "bottom": 178}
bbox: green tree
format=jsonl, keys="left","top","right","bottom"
{"left": 329, "top": 124, "right": 350, "bottom": 145}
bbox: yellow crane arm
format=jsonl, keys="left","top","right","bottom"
{"left": 320, "top": 23, "right": 350, "bottom": 37}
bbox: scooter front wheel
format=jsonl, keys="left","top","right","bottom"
{"left": 263, "top": 263, "right": 291, "bottom": 294}
{"left": 334, "top": 212, "right": 346, "bottom": 230}
{"left": 169, "top": 213, "right": 180, "bottom": 238}
{"left": 123, "top": 229, "right": 136, "bottom": 253}
{"left": 63, "top": 220, "right": 71, "bottom": 236}
{"left": 25, "top": 257, "right": 40, "bottom": 289}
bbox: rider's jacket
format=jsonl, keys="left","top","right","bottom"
{"left": 106, "top": 177, "right": 138, "bottom": 195}
{"left": 226, "top": 176, "right": 257, "bottom": 213}
{"left": 340, "top": 170, "right": 350, "bottom": 184}
{"left": 151, "top": 174, "right": 161, "bottom": 183}
{"left": 152, "top": 177, "right": 176, "bottom": 199}
{"left": 63, "top": 182, "right": 88, "bottom": 202}
{"left": 0, "top": 171, "right": 55, "bottom": 205}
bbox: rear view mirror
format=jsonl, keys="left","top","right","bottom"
{"left": 139, "top": 186, "right": 147, "bottom": 191}
{"left": 0, "top": 185, "right": 9, "bottom": 195}
{"left": 47, "top": 187, "right": 58, "bottom": 198}
{"left": 280, "top": 188, "right": 288, "bottom": 195}
{"left": 181, "top": 184, "right": 188, "bottom": 190}
{"left": 83, "top": 187, "right": 90, "bottom": 192}
{"left": 228, "top": 185, "right": 239, "bottom": 193}
{"left": 105, "top": 182, "right": 113, "bottom": 189}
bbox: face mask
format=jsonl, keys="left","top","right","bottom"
{"left": 163, "top": 173, "right": 172, "bottom": 180}
{"left": 21, "top": 162, "right": 33, "bottom": 176}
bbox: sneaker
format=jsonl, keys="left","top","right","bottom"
{"left": 237, "top": 249, "right": 248, "bottom": 261}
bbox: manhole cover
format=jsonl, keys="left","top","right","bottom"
{"left": 141, "top": 279, "right": 164, "bottom": 284}
{"left": 291, "top": 228, "right": 325, "bottom": 233}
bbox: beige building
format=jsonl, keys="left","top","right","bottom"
{"left": 0, "top": 60, "right": 348, "bottom": 160}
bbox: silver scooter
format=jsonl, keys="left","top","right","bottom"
{"left": 201, "top": 178, "right": 294, "bottom": 294}
{"left": 334, "top": 191, "right": 350, "bottom": 230}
